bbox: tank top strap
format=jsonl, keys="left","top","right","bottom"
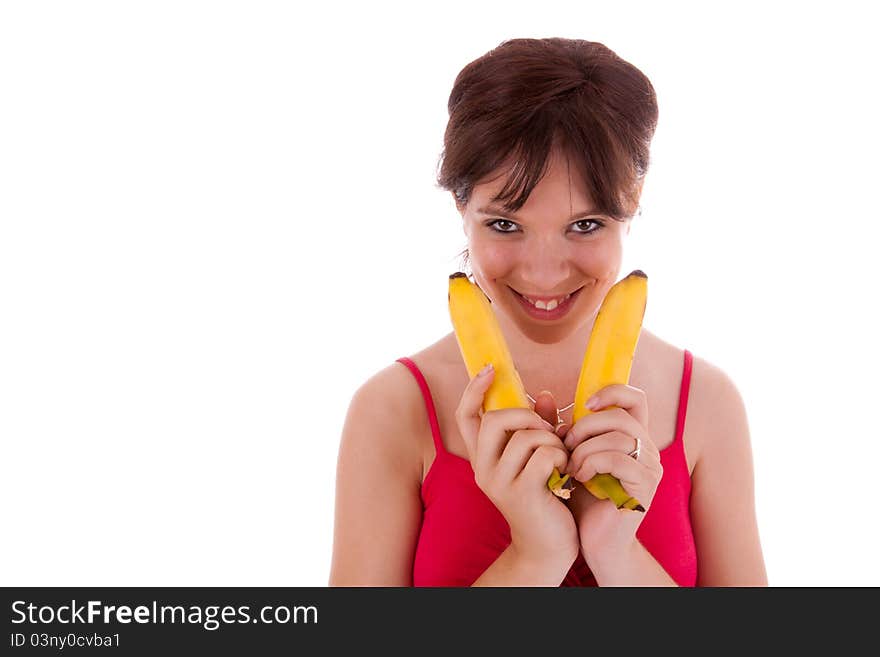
{"left": 673, "top": 349, "right": 694, "bottom": 445}
{"left": 396, "top": 357, "right": 446, "bottom": 456}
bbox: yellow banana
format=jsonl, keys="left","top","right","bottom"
{"left": 447, "top": 272, "right": 574, "bottom": 499}
{"left": 571, "top": 270, "right": 648, "bottom": 512}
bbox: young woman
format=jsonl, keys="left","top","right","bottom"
{"left": 329, "top": 38, "right": 767, "bottom": 586}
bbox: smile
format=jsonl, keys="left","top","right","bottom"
{"left": 510, "top": 286, "right": 583, "bottom": 320}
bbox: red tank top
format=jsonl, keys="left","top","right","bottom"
{"left": 397, "top": 349, "right": 697, "bottom": 587}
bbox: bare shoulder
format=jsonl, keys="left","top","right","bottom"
{"left": 341, "top": 335, "right": 460, "bottom": 470}
{"left": 682, "top": 349, "right": 751, "bottom": 469}
{"left": 341, "top": 358, "right": 429, "bottom": 479}
{"left": 634, "top": 329, "right": 687, "bottom": 382}
{"left": 349, "top": 359, "right": 427, "bottom": 427}
{"left": 640, "top": 328, "right": 747, "bottom": 419}
{"left": 634, "top": 330, "right": 748, "bottom": 467}
{"left": 689, "top": 354, "right": 747, "bottom": 405}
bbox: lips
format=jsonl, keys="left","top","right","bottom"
{"left": 510, "top": 286, "right": 582, "bottom": 320}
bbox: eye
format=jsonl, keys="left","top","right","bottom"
{"left": 572, "top": 218, "right": 604, "bottom": 234}
{"left": 486, "top": 219, "right": 518, "bottom": 233}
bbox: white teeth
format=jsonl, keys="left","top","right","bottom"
{"left": 523, "top": 293, "right": 571, "bottom": 311}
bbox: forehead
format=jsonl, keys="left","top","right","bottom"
{"left": 471, "top": 148, "right": 595, "bottom": 214}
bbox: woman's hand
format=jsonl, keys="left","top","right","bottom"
{"left": 561, "top": 384, "right": 663, "bottom": 567}
{"left": 455, "top": 366, "right": 579, "bottom": 575}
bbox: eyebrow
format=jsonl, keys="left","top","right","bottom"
{"left": 476, "top": 205, "right": 602, "bottom": 220}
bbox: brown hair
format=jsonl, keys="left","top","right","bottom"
{"left": 436, "top": 38, "right": 658, "bottom": 266}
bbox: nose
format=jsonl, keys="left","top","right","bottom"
{"left": 518, "top": 238, "right": 572, "bottom": 293}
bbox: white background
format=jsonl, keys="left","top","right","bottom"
{"left": 2, "top": 0, "right": 878, "bottom": 586}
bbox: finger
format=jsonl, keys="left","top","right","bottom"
{"left": 533, "top": 390, "right": 559, "bottom": 428}
{"left": 567, "top": 430, "right": 656, "bottom": 475}
{"left": 454, "top": 364, "right": 496, "bottom": 460}
{"left": 570, "top": 450, "right": 655, "bottom": 502}
{"left": 580, "top": 384, "right": 649, "bottom": 428}
{"left": 477, "top": 409, "right": 555, "bottom": 475}
{"left": 496, "top": 428, "right": 566, "bottom": 483}
{"left": 519, "top": 443, "right": 569, "bottom": 490}
{"left": 563, "top": 407, "right": 647, "bottom": 451}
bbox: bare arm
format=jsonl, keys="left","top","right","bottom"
{"left": 586, "top": 538, "right": 677, "bottom": 586}
{"left": 328, "top": 366, "right": 424, "bottom": 586}
{"left": 471, "top": 544, "right": 574, "bottom": 586}
{"left": 689, "top": 358, "right": 768, "bottom": 586}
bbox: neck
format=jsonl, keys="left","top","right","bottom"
{"left": 496, "top": 311, "right": 597, "bottom": 412}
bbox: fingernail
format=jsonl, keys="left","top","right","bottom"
{"left": 586, "top": 396, "right": 600, "bottom": 410}
{"left": 478, "top": 363, "right": 494, "bottom": 376}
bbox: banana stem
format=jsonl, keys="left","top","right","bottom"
{"left": 547, "top": 468, "right": 575, "bottom": 499}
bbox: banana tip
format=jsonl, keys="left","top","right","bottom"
{"left": 629, "top": 269, "right": 647, "bottom": 279}
{"left": 449, "top": 272, "right": 468, "bottom": 280}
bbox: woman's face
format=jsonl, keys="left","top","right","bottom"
{"left": 459, "top": 148, "right": 631, "bottom": 345}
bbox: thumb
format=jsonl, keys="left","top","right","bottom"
{"left": 533, "top": 389, "right": 559, "bottom": 429}
{"left": 455, "top": 363, "right": 495, "bottom": 459}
